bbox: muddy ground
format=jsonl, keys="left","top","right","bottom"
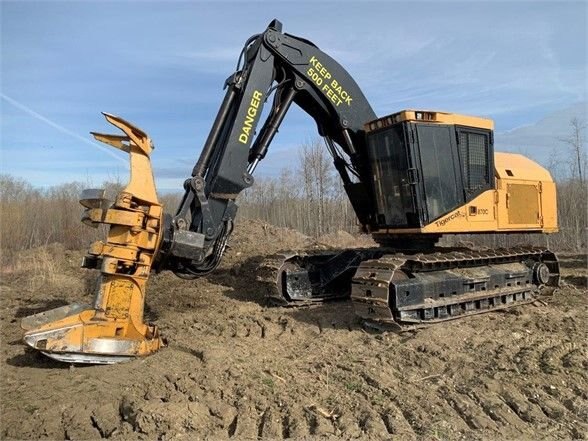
{"left": 1, "top": 220, "right": 587, "bottom": 440}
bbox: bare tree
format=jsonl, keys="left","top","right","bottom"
{"left": 299, "top": 139, "right": 335, "bottom": 236}
{"left": 559, "top": 117, "right": 587, "bottom": 185}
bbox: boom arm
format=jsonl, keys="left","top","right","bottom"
{"left": 156, "top": 19, "right": 377, "bottom": 277}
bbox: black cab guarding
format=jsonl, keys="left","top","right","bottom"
{"left": 365, "top": 110, "right": 494, "bottom": 228}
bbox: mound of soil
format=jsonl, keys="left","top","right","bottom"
{"left": 229, "top": 219, "right": 314, "bottom": 257}
{"left": 1, "top": 221, "right": 586, "bottom": 440}
{"left": 316, "top": 230, "right": 376, "bottom": 249}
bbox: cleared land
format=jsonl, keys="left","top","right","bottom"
{"left": 1, "top": 221, "right": 586, "bottom": 440}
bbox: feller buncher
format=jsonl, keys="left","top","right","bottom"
{"left": 22, "top": 20, "right": 559, "bottom": 364}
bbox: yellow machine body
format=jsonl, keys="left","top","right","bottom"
{"left": 366, "top": 110, "right": 558, "bottom": 242}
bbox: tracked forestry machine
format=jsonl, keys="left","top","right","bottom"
{"left": 22, "top": 20, "right": 559, "bottom": 364}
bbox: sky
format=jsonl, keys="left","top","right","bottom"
{"left": 1, "top": 1, "right": 587, "bottom": 192}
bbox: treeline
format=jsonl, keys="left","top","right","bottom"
{"left": 1, "top": 122, "right": 586, "bottom": 259}
{"left": 0, "top": 177, "right": 113, "bottom": 257}
{"left": 239, "top": 142, "right": 586, "bottom": 251}
{"left": 238, "top": 141, "right": 358, "bottom": 236}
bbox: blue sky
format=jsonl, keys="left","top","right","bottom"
{"left": 1, "top": 1, "right": 586, "bottom": 191}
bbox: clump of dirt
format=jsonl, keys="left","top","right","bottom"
{"left": 1, "top": 221, "right": 587, "bottom": 440}
{"left": 229, "top": 219, "right": 313, "bottom": 257}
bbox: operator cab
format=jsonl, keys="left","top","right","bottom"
{"left": 365, "top": 110, "right": 494, "bottom": 229}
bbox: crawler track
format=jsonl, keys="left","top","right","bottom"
{"left": 261, "top": 249, "right": 386, "bottom": 305}
{"left": 352, "top": 247, "right": 559, "bottom": 325}
{"left": 263, "top": 247, "right": 559, "bottom": 326}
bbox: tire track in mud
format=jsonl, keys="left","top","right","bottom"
{"left": 173, "top": 325, "right": 416, "bottom": 439}
{"left": 499, "top": 387, "right": 551, "bottom": 425}
{"left": 454, "top": 326, "right": 588, "bottom": 436}
{"left": 542, "top": 383, "right": 588, "bottom": 421}
{"left": 230, "top": 405, "right": 258, "bottom": 438}
{"left": 279, "top": 406, "right": 308, "bottom": 438}
{"left": 471, "top": 350, "right": 585, "bottom": 439}
{"left": 523, "top": 386, "right": 569, "bottom": 420}
{"left": 3, "top": 233, "right": 587, "bottom": 441}
{"left": 506, "top": 338, "right": 584, "bottom": 376}
{"left": 356, "top": 327, "right": 586, "bottom": 440}
{"left": 467, "top": 389, "right": 531, "bottom": 431}
{"left": 352, "top": 365, "right": 468, "bottom": 437}
{"left": 379, "top": 406, "right": 417, "bottom": 439}
{"left": 10, "top": 307, "right": 588, "bottom": 441}
{"left": 439, "top": 386, "right": 498, "bottom": 431}
{"left": 157, "top": 280, "right": 588, "bottom": 440}
{"left": 540, "top": 342, "right": 587, "bottom": 375}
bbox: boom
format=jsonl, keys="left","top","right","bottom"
{"left": 157, "top": 19, "right": 377, "bottom": 278}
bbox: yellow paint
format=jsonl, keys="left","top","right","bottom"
{"left": 307, "top": 56, "right": 353, "bottom": 107}
{"left": 366, "top": 109, "right": 494, "bottom": 132}
{"left": 238, "top": 90, "right": 263, "bottom": 144}
{"left": 105, "top": 279, "right": 134, "bottom": 319}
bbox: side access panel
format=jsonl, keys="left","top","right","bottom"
{"left": 507, "top": 183, "right": 540, "bottom": 225}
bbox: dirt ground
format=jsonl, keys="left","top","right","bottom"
{"left": 1, "top": 220, "right": 587, "bottom": 440}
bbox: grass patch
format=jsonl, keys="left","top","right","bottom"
{"left": 344, "top": 381, "right": 362, "bottom": 392}
{"left": 262, "top": 377, "right": 275, "bottom": 389}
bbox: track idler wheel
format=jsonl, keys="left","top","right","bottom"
{"left": 532, "top": 262, "right": 550, "bottom": 285}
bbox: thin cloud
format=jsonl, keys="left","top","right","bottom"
{"left": 1, "top": 94, "right": 128, "bottom": 166}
